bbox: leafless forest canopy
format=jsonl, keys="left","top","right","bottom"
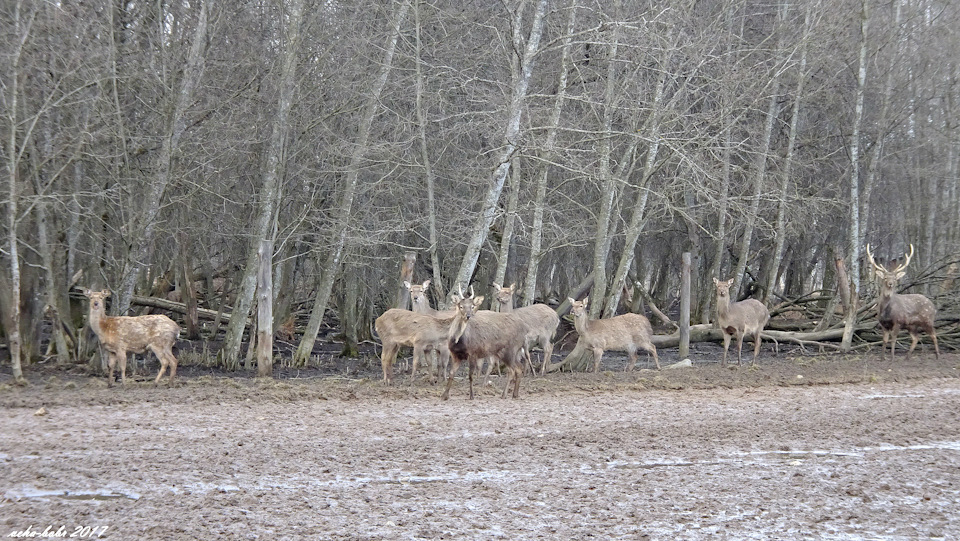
{"left": 2, "top": 0, "right": 959, "bottom": 371}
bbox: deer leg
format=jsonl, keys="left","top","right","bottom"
{"left": 736, "top": 332, "right": 745, "bottom": 366}
{"left": 482, "top": 356, "right": 496, "bottom": 387}
{"left": 647, "top": 344, "right": 661, "bottom": 370}
{"left": 524, "top": 345, "right": 535, "bottom": 376}
{"left": 381, "top": 343, "right": 399, "bottom": 385}
{"left": 721, "top": 333, "right": 731, "bottom": 367}
{"left": 626, "top": 348, "right": 638, "bottom": 372}
{"left": 889, "top": 323, "right": 901, "bottom": 360}
{"left": 752, "top": 331, "right": 762, "bottom": 365}
{"left": 118, "top": 350, "right": 128, "bottom": 385}
{"left": 930, "top": 328, "right": 940, "bottom": 359}
{"left": 592, "top": 347, "right": 604, "bottom": 373}
{"left": 149, "top": 345, "right": 168, "bottom": 385}
{"left": 105, "top": 351, "right": 116, "bottom": 388}
{"left": 167, "top": 349, "right": 178, "bottom": 382}
{"left": 541, "top": 341, "right": 554, "bottom": 376}
{"left": 441, "top": 356, "right": 461, "bottom": 401}
{"left": 907, "top": 332, "right": 920, "bottom": 357}
{"left": 467, "top": 358, "right": 476, "bottom": 400}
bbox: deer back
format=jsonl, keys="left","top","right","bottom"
{"left": 375, "top": 308, "right": 451, "bottom": 348}
{"left": 880, "top": 293, "right": 936, "bottom": 330}
{"left": 98, "top": 315, "right": 180, "bottom": 354}
{"left": 580, "top": 313, "right": 653, "bottom": 350}
{"left": 721, "top": 299, "right": 769, "bottom": 334}
{"left": 448, "top": 310, "right": 527, "bottom": 362}
{"left": 512, "top": 304, "right": 559, "bottom": 338}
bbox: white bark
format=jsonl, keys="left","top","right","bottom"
{"left": 452, "top": 0, "right": 550, "bottom": 294}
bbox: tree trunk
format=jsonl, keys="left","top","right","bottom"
{"left": 115, "top": 0, "right": 209, "bottom": 314}
{"left": 452, "top": 0, "right": 549, "bottom": 293}
{"left": 764, "top": 2, "right": 807, "bottom": 305}
{"left": 493, "top": 163, "right": 521, "bottom": 287}
{"left": 395, "top": 252, "right": 417, "bottom": 309}
{"left": 847, "top": 0, "right": 870, "bottom": 296}
{"left": 413, "top": 0, "right": 444, "bottom": 304}
{"left": 589, "top": 0, "right": 622, "bottom": 318}
{"left": 732, "top": 77, "right": 780, "bottom": 298}
{"left": 292, "top": 0, "right": 412, "bottom": 367}
{"left": 221, "top": 0, "right": 302, "bottom": 369}
{"left": 256, "top": 240, "right": 274, "bottom": 377}
{"left": 523, "top": 0, "right": 577, "bottom": 307}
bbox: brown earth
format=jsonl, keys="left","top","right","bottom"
{"left": 1, "top": 343, "right": 959, "bottom": 540}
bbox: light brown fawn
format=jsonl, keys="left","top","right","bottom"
{"left": 712, "top": 278, "right": 769, "bottom": 367}
{"left": 82, "top": 289, "right": 181, "bottom": 386}
{"left": 568, "top": 297, "right": 660, "bottom": 372}
{"left": 866, "top": 244, "right": 939, "bottom": 360}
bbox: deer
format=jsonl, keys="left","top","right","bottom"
{"left": 442, "top": 286, "right": 528, "bottom": 400}
{"left": 568, "top": 297, "right": 660, "bottom": 372}
{"left": 405, "top": 280, "right": 453, "bottom": 317}
{"left": 483, "top": 283, "right": 559, "bottom": 382}
{"left": 81, "top": 289, "right": 181, "bottom": 386}
{"left": 374, "top": 308, "right": 453, "bottom": 385}
{"left": 866, "top": 244, "right": 940, "bottom": 360}
{"left": 712, "top": 277, "right": 770, "bottom": 367}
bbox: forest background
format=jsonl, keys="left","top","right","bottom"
{"left": 2, "top": 0, "right": 959, "bottom": 379}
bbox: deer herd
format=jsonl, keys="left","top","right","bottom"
{"left": 80, "top": 245, "right": 942, "bottom": 397}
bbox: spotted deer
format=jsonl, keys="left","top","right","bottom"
{"left": 866, "top": 244, "right": 940, "bottom": 360}
{"left": 82, "top": 289, "right": 181, "bottom": 386}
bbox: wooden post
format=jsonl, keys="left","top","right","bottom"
{"left": 395, "top": 251, "right": 417, "bottom": 309}
{"left": 679, "top": 252, "right": 691, "bottom": 359}
{"left": 256, "top": 239, "right": 274, "bottom": 377}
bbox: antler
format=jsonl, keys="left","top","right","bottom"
{"left": 865, "top": 244, "right": 885, "bottom": 273}
{"left": 892, "top": 244, "right": 915, "bottom": 274}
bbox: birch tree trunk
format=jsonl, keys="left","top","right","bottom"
{"left": 493, "top": 164, "right": 521, "bottom": 288}
{"left": 115, "top": 0, "right": 209, "bottom": 314}
{"left": 523, "top": 0, "right": 577, "bottom": 307}
{"left": 451, "top": 0, "right": 549, "bottom": 294}
{"left": 220, "top": 0, "right": 302, "bottom": 369}
{"left": 292, "top": 0, "right": 412, "bottom": 367}
{"left": 589, "top": 0, "right": 622, "bottom": 318}
{"left": 847, "top": 0, "right": 870, "bottom": 296}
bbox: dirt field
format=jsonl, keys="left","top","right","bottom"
{"left": 2, "top": 343, "right": 959, "bottom": 540}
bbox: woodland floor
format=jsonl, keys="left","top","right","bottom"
{"left": 1, "top": 341, "right": 959, "bottom": 540}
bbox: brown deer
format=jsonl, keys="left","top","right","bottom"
{"left": 375, "top": 308, "right": 452, "bottom": 385}
{"left": 405, "top": 280, "right": 453, "bottom": 316}
{"left": 491, "top": 282, "right": 516, "bottom": 312}
{"left": 442, "top": 286, "right": 528, "bottom": 400}
{"left": 866, "top": 244, "right": 940, "bottom": 360}
{"left": 568, "top": 297, "right": 660, "bottom": 372}
{"left": 82, "top": 289, "right": 181, "bottom": 386}
{"left": 712, "top": 278, "right": 770, "bottom": 367}
{"left": 483, "top": 283, "right": 559, "bottom": 380}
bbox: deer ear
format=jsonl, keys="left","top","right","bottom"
{"left": 473, "top": 296, "right": 485, "bottom": 307}
{"left": 713, "top": 277, "right": 719, "bottom": 286}
{"left": 567, "top": 297, "right": 576, "bottom": 305}
{"left": 422, "top": 280, "right": 430, "bottom": 289}
{"left": 403, "top": 281, "right": 412, "bottom": 289}
{"left": 725, "top": 279, "right": 734, "bottom": 287}
{"left": 509, "top": 282, "right": 516, "bottom": 290}
{"left": 583, "top": 296, "right": 589, "bottom": 307}
{"left": 895, "top": 270, "right": 906, "bottom": 280}
{"left": 101, "top": 289, "right": 111, "bottom": 297}
{"left": 874, "top": 269, "right": 885, "bottom": 280}
{"left": 493, "top": 282, "right": 502, "bottom": 290}
{"left": 451, "top": 293, "right": 461, "bottom": 303}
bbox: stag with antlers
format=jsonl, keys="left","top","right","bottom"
{"left": 866, "top": 244, "right": 940, "bottom": 360}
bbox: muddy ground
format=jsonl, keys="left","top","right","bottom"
{"left": 1, "top": 342, "right": 959, "bottom": 540}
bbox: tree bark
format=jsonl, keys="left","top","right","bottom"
{"left": 523, "top": 0, "right": 577, "bottom": 307}
{"left": 115, "top": 0, "right": 209, "bottom": 315}
{"left": 452, "top": 0, "right": 549, "bottom": 293}
{"left": 292, "top": 0, "right": 412, "bottom": 367}
{"left": 221, "top": 0, "right": 302, "bottom": 369}
{"left": 256, "top": 240, "right": 274, "bottom": 377}
{"left": 847, "top": 0, "right": 871, "bottom": 296}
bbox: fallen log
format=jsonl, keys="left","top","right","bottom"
{"left": 131, "top": 295, "right": 244, "bottom": 324}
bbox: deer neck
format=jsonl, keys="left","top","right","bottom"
{"left": 449, "top": 314, "right": 469, "bottom": 343}
{"left": 573, "top": 311, "right": 590, "bottom": 335}
{"left": 87, "top": 306, "right": 106, "bottom": 334}
{"left": 716, "top": 296, "right": 730, "bottom": 319}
